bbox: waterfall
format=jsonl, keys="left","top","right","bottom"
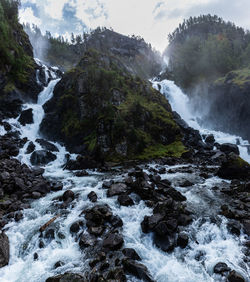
{"left": 0, "top": 69, "right": 249, "bottom": 282}
{"left": 152, "top": 79, "right": 250, "bottom": 163}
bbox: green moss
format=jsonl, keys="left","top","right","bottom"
{"left": 137, "top": 141, "right": 187, "bottom": 160}
{"left": 84, "top": 133, "right": 97, "bottom": 152}
{"left": 3, "top": 81, "right": 15, "bottom": 93}
{"left": 230, "top": 156, "right": 250, "bottom": 167}
{"left": 215, "top": 68, "right": 250, "bottom": 88}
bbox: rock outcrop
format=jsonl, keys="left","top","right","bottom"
{"left": 40, "top": 49, "right": 185, "bottom": 164}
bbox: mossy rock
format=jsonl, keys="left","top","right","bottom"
{"left": 41, "top": 49, "right": 184, "bottom": 163}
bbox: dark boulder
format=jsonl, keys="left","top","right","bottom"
{"left": 177, "top": 233, "right": 189, "bottom": 249}
{"left": 153, "top": 233, "right": 175, "bottom": 252}
{"left": 107, "top": 183, "right": 129, "bottom": 197}
{"left": 118, "top": 194, "right": 134, "bottom": 206}
{"left": 213, "top": 262, "right": 231, "bottom": 274}
{"left": 102, "top": 233, "right": 124, "bottom": 250}
{"left": 227, "top": 270, "right": 245, "bottom": 282}
{"left": 18, "top": 108, "right": 33, "bottom": 126}
{"left": 36, "top": 139, "right": 59, "bottom": 152}
{"left": 70, "top": 221, "right": 83, "bottom": 233}
{"left": 217, "top": 154, "right": 250, "bottom": 180}
{"left": 26, "top": 141, "right": 35, "bottom": 154}
{"left": 122, "top": 259, "right": 155, "bottom": 282}
{"left": 46, "top": 273, "right": 86, "bottom": 282}
{"left": 219, "top": 143, "right": 239, "bottom": 155}
{"left": 122, "top": 248, "right": 141, "bottom": 261}
{"left": 87, "top": 191, "right": 97, "bottom": 203}
{"left": 79, "top": 234, "right": 96, "bottom": 249}
{"left": 30, "top": 150, "right": 56, "bottom": 166}
{"left": 62, "top": 190, "right": 75, "bottom": 202}
{"left": 0, "top": 232, "right": 9, "bottom": 268}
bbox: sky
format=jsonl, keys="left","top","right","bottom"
{"left": 19, "top": 0, "right": 250, "bottom": 53}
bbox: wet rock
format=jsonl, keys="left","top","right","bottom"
{"left": 0, "top": 232, "right": 9, "bottom": 268}
{"left": 88, "top": 226, "right": 104, "bottom": 236}
{"left": 227, "top": 220, "right": 241, "bottom": 236}
{"left": 51, "top": 183, "right": 63, "bottom": 192}
{"left": 102, "top": 233, "right": 124, "bottom": 250}
{"left": 110, "top": 215, "right": 123, "bottom": 228}
{"left": 166, "top": 188, "right": 186, "bottom": 202}
{"left": 118, "top": 194, "right": 134, "bottom": 206}
{"left": 46, "top": 273, "right": 86, "bottom": 282}
{"left": 177, "top": 233, "right": 189, "bottom": 248}
{"left": 44, "top": 229, "right": 55, "bottom": 240}
{"left": 35, "top": 139, "right": 59, "bottom": 152}
{"left": 219, "top": 143, "right": 239, "bottom": 155}
{"left": 227, "top": 270, "right": 245, "bottom": 282}
{"left": 242, "top": 220, "right": 250, "bottom": 236}
{"left": 107, "top": 183, "right": 128, "bottom": 197}
{"left": 122, "top": 248, "right": 141, "bottom": 261}
{"left": 122, "top": 259, "right": 154, "bottom": 282}
{"left": 18, "top": 108, "right": 33, "bottom": 126}
{"left": 54, "top": 261, "right": 65, "bottom": 269}
{"left": 75, "top": 170, "right": 89, "bottom": 177}
{"left": 205, "top": 134, "right": 215, "bottom": 145}
{"left": 179, "top": 180, "right": 194, "bottom": 187}
{"left": 32, "top": 192, "right": 41, "bottom": 199}
{"left": 70, "top": 221, "right": 83, "bottom": 233}
{"left": 33, "top": 252, "right": 38, "bottom": 260}
{"left": 87, "top": 191, "right": 97, "bottom": 203}
{"left": 102, "top": 180, "right": 114, "bottom": 188}
{"left": 147, "top": 214, "right": 164, "bottom": 230}
{"left": 217, "top": 154, "right": 250, "bottom": 180}
{"left": 213, "top": 262, "right": 231, "bottom": 274}
{"left": 26, "top": 141, "right": 35, "bottom": 154}
{"left": 153, "top": 234, "right": 175, "bottom": 252}
{"left": 30, "top": 150, "right": 56, "bottom": 166}
{"left": 79, "top": 234, "right": 96, "bottom": 249}
{"left": 62, "top": 190, "right": 75, "bottom": 202}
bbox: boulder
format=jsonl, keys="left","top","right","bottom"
{"left": 87, "top": 191, "right": 97, "bottom": 203}
{"left": 118, "top": 194, "right": 134, "bottom": 206}
{"left": 217, "top": 154, "right": 250, "bottom": 180}
{"left": 219, "top": 143, "right": 239, "bottom": 155}
{"left": 26, "top": 141, "right": 35, "bottom": 154}
{"left": 0, "top": 232, "right": 9, "bottom": 268}
{"left": 227, "top": 270, "right": 245, "bottom": 282}
{"left": 102, "top": 233, "right": 124, "bottom": 250}
{"left": 18, "top": 108, "right": 33, "bottom": 126}
{"left": 177, "top": 233, "right": 189, "bottom": 248}
{"left": 79, "top": 234, "right": 96, "bottom": 249}
{"left": 122, "top": 248, "right": 141, "bottom": 261}
{"left": 213, "top": 262, "right": 230, "bottom": 274}
{"left": 107, "top": 183, "right": 129, "bottom": 197}
{"left": 62, "top": 190, "right": 75, "bottom": 202}
{"left": 122, "top": 259, "right": 155, "bottom": 282}
{"left": 70, "top": 221, "right": 83, "bottom": 233}
{"left": 36, "top": 139, "right": 59, "bottom": 152}
{"left": 30, "top": 150, "right": 56, "bottom": 166}
{"left": 46, "top": 273, "right": 86, "bottom": 282}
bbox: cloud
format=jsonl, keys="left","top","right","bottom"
{"left": 19, "top": 7, "right": 41, "bottom": 26}
{"left": 19, "top": 0, "right": 250, "bottom": 53}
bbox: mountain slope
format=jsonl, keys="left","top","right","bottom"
{"left": 40, "top": 49, "right": 185, "bottom": 163}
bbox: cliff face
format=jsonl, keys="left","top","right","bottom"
{"left": 202, "top": 69, "right": 250, "bottom": 141}
{"left": 40, "top": 50, "right": 185, "bottom": 162}
{"left": 0, "top": 0, "right": 41, "bottom": 119}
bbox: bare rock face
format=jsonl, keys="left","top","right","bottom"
{"left": 0, "top": 232, "right": 9, "bottom": 268}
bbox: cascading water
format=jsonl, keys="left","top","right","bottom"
{"left": 0, "top": 68, "right": 249, "bottom": 282}
{"left": 152, "top": 79, "right": 250, "bottom": 163}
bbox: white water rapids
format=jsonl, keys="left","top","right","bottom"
{"left": 0, "top": 69, "right": 249, "bottom": 281}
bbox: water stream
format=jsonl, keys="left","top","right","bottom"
{"left": 0, "top": 69, "right": 249, "bottom": 281}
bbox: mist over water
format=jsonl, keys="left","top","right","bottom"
{"left": 152, "top": 79, "right": 250, "bottom": 163}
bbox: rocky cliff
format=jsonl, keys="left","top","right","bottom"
{"left": 40, "top": 49, "right": 185, "bottom": 163}
{"left": 202, "top": 68, "right": 250, "bottom": 142}
{"left": 0, "top": 0, "right": 41, "bottom": 120}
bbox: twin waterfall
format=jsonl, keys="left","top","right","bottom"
{"left": 0, "top": 65, "right": 249, "bottom": 282}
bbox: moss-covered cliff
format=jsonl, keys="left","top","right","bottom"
{"left": 0, "top": 0, "right": 40, "bottom": 107}
{"left": 40, "top": 49, "right": 185, "bottom": 162}
{"left": 202, "top": 68, "right": 250, "bottom": 142}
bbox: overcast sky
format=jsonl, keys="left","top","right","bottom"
{"left": 19, "top": 0, "right": 250, "bottom": 53}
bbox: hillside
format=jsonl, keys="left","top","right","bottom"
{"left": 165, "top": 14, "right": 250, "bottom": 90}
{"left": 0, "top": 0, "right": 40, "bottom": 107}
{"left": 24, "top": 25, "right": 162, "bottom": 79}
{"left": 40, "top": 49, "right": 185, "bottom": 163}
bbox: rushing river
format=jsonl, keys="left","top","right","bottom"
{"left": 0, "top": 66, "right": 249, "bottom": 282}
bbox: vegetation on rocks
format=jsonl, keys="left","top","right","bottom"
{"left": 166, "top": 14, "right": 250, "bottom": 89}
{"left": 0, "top": 0, "right": 35, "bottom": 96}
{"left": 41, "top": 49, "right": 183, "bottom": 162}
